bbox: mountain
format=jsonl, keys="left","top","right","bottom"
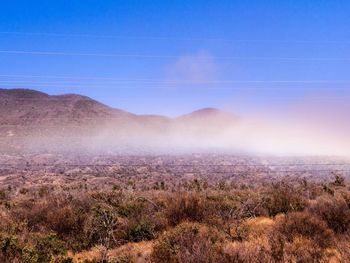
{"left": 0, "top": 89, "right": 133, "bottom": 125}
{"left": 178, "top": 107, "right": 237, "bottom": 120}
{"left": 0, "top": 89, "right": 239, "bottom": 153}
{"left": 177, "top": 107, "right": 238, "bottom": 127}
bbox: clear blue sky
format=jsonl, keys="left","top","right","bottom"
{"left": 1, "top": 0, "right": 350, "bottom": 116}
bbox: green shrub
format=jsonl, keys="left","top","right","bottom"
{"left": 0, "top": 234, "right": 22, "bottom": 262}
{"left": 21, "top": 246, "right": 39, "bottom": 263}
{"left": 32, "top": 233, "right": 67, "bottom": 262}
{"left": 126, "top": 219, "right": 155, "bottom": 242}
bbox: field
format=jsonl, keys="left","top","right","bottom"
{"left": 0, "top": 154, "right": 350, "bottom": 262}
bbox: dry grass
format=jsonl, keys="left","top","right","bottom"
{"left": 68, "top": 241, "right": 153, "bottom": 263}
{"left": 242, "top": 216, "right": 275, "bottom": 241}
{"left": 67, "top": 246, "right": 102, "bottom": 262}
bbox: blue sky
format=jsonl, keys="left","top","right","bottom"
{"left": 1, "top": 0, "right": 350, "bottom": 116}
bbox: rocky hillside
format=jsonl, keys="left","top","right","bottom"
{"left": 0, "top": 89, "right": 239, "bottom": 153}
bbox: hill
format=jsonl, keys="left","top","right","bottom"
{"left": 0, "top": 89, "right": 239, "bottom": 153}
{"left": 0, "top": 89, "right": 133, "bottom": 125}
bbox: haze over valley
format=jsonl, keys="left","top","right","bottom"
{"left": 1, "top": 88, "right": 349, "bottom": 157}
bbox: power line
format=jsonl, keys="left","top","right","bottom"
{"left": 1, "top": 31, "right": 349, "bottom": 44}
{"left": 1, "top": 79, "right": 350, "bottom": 84}
{"left": 4, "top": 74, "right": 349, "bottom": 84}
{"left": 0, "top": 74, "right": 128, "bottom": 81}
{"left": 1, "top": 75, "right": 350, "bottom": 89}
{"left": 0, "top": 50, "right": 180, "bottom": 59}
{"left": 0, "top": 84, "right": 350, "bottom": 90}
{"left": 1, "top": 50, "right": 350, "bottom": 61}
{"left": 1, "top": 95, "right": 350, "bottom": 100}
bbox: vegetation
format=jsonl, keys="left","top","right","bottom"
{"left": 0, "top": 174, "right": 350, "bottom": 262}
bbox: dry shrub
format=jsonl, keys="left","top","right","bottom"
{"left": 333, "top": 235, "right": 350, "bottom": 262}
{"left": 308, "top": 195, "right": 350, "bottom": 234}
{"left": 270, "top": 212, "right": 335, "bottom": 262}
{"left": 164, "top": 194, "right": 207, "bottom": 226}
{"left": 151, "top": 222, "right": 225, "bottom": 263}
{"left": 67, "top": 246, "right": 102, "bottom": 262}
{"left": 11, "top": 195, "right": 84, "bottom": 232}
{"left": 283, "top": 236, "right": 325, "bottom": 262}
{"left": 0, "top": 210, "right": 21, "bottom": 234}
{"left": 0, "top": 189, "right": 7, "bottom": 201}
{"left": 218, "top": 218, "right": 274, "bottom": 262}
{"left": 68, "top": 241, "right": 151, "bottom": 263}
{"left": 263, "top": 182, "right": 307, "bottom": 216}
{"left": 222, "top": 241, "right": 272, "bottom": 263}
{"left": 274, "top": 212, "right": 334, "bottom": 248}
{"left": 341, "top": 191, "right": 350, "bottom": 207}
{"left": 46, "top": 205, "right": 81, "bottom": 235}
{"left": 283, "top": 236, "right": 342, "bottom": 263}
{"left": 109, "top": 241, "right": 153, "bottom": 263}
{"left": 243, "top": 217, "right": 275, "bottom": 241}
{"left": 11, "top": 200, "right": 48, "bottom": 231}
{"left": 117, "top": 198, "right": 164, "bottom": 242}
{"left": 11, "top": 195, "right": 90, "bottom": 251}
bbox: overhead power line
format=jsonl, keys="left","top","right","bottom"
{"left": 1, "top": 79, "right": 350, "bottom": 84}
{"left": 1, "top": 50, "right": 350, "bottom": 61}
{"left": 1, "top": 84, "right": 350, "bottom": 91}
{"left": 1, "top": 31, "right": 349, "bottom": 44}
{"left": 0, "top": 74, "right": 126, "bottom": 80}
{"left": 1, "top": 75, "right": 350, "bottom": 88}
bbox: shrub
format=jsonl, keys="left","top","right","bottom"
{"left": 0, "top": 233, "right": 67, "bottom": 263}
{"left": 85, "top": 204, "right": 120, "bottom": 249}
{"left": 151, "top": 222, "right": 224, "bottom": 263}
{"left": 308, "top": 196, "right": 350, "bottom": 234}
{"left": 46, "top": 205, "right": 81, "bottom": 235}
{"left": 110, "top": 254, "right": 133, "bottom": 263}
{"left": 269, "top": 212, "right": 334, "bottom": 262}
{"left": 21, "top": 245, "right": 40, "bottom": 263}
{"left": 11, "top": 195, "right": 90, "bottom": 251}
{"left": 272, "top": 212, "right": 334, "bottom": 249}
{"left": 222, "top": 241, "right": 272, "bottom": 263}
{"left": 126, "top": 219, "right": 155, "bottom": 242}
{"left": 283, "top": 236, "right": 325, "bottom": 263}
{"left": 55, "top": 257, "right": 74, "bottom": 263}
{"left": 331, "top": 175, "right": 346, "bottom": 187}
{"left": 0, "top": 190, "right": 7, "bottom": 200}
{"left": 11, "top": 200, "right": 48, "bottom": 231}
{"left": 263, "top": 182, "right": 306, "bottom": 216}
{"left": 0, "top": 234, "right": 22, "bottom": 262}
{"left": 164, "top": 194, "right": 206, "bottom": 226}
{"left": 31, "top": 233, "right": 67, "bottom": 262}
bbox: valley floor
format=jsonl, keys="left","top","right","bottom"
{"left": 0, "top": 154, "right": 350, "bottom": 262}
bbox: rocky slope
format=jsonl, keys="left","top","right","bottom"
{"left": 0, "top": 89, "right": 239, "bottom": 153}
